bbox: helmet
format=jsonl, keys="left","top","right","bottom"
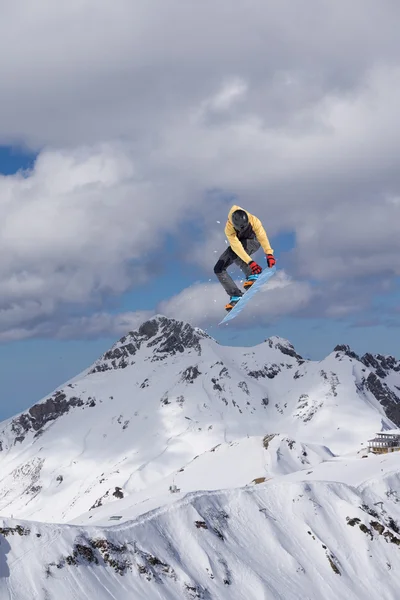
{"left": 231, "top": 209, "right": 249, "bottom": 231}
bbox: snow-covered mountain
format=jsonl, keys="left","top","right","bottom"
{"left": 1, "top": 314, "right": 400, "bottom": 599}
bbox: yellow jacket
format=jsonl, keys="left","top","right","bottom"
{"left": 225, "top": 205, "right": 274, "bottom": 264}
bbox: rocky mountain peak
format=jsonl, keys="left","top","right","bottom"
{"left": 361, "top": 352, "right": 400, "bottom": 379}
{"left": 331, "top": 346, "right": 400, "bottom": 426}
{"left": 334, "top": 345, "right": 400, "bottom": 379}
{"left": 90, "top": 315, "right": 212, "bottom": 373}
{"left": 265, "top": 336, "right": 303, "bottom": 361}
{"left": 333, "top": 344, "right": 361, "bottom": 361}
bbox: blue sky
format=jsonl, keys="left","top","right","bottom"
{"left": 1, "top": 2, "right": 400, "bottom": 421}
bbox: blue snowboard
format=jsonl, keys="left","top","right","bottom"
{"left": 219, "top": 266, "right": 277, "bottom": 325}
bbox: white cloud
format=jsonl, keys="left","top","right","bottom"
{"left": 158, "top": 270, "right": 314, "bottom": 328}
{"left": 0, "top": 144, "right": 201, "bottom": 335}
{"left": 55, "top": 310, "right": 154, "bottom": 340}
{"left": 1, "top": 0, "right": 399, "bottom": 148}
{"left": 0, "top": 309, "right": 154, "bottom": 342}
{"left": 0, "top": 269, "right": 314, "bottom": 340}
{"left": 158, "top": 282, "right": 226, "bottom": 326}
{"left": 1, "top": 0, "right": 400, "bottom": 338}
{"left": 197, "top": 78, "right": 248, "bottom": 120}
{"left": 187, "top": 228, "right": 229, "bottom": 272}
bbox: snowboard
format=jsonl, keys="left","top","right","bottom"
{"left": 219, "top": 266, "right": 277, "bottom": 325}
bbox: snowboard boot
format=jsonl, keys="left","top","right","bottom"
{"left": 225, "top": 295, "right": 242, "bottom": 312}
{"left": 243, "top": 274, "right": 259, "bottom": 290}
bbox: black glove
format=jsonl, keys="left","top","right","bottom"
{"left": 266, "top": 254, "right": 276, "bottom": 268}
{"left": 248, "top": 261, "right": 262, "bottom": 274}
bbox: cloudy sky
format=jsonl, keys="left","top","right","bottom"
{"left": 1, "top": 0, "right": 400, "bottom": 417}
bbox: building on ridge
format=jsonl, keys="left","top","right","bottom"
{"left": 368, "top": 430, "right": 400, "bottom": 454}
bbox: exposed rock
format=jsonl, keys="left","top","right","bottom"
{"left": 147, "top": 317, "right": 208, "bottom": 358}
{"left": 134, "top": 544, "right": 177, "bottom": 582}
{"left": 362, "top": 353, "right": 400, "bottom": 379}
{"left": 69, "top": 543, "right": 98, "bottom": 565}
{"left": 334, "top": 345, "right": 360, "bottom": 361}
{"left": 263, "top": 434, "right": 277, "bottom": 450}
{"left": 294, "top": 393, "right": 322, "bottom": 423}
{"left": 48, "top": 536, "right": 132, "bottom": 576}
{"left": 184, "top": 582, "right": 208, "bottom": 599}
{"left": 0, "top": 525, "right": 30, "bottom": 537}
{"left": 371, "top": 521, "right": 385, "bottom": 535}
{"left": 364, "top": 373, "right": 400, "bottom": 426}
{"left": 160, "top": 394, "right": 170, "bottom": 406}
{"left": 90, "top": 490, "right": 109, "bottom": 511}
{"left": 27, "top": 484, "right": 42, "bottom": 495}
{"left": 326, "top": 552, "right": 341, "bottom": 575}
{"left": 238, "top": 381, "right": 250, "bottom": 395}
{"left": 266, "top": 336, "right": 303, "bottom": 361}
{"left": 138, "top": 319, "right": 159, "bottom": 339}
{"left": 211, "top": 378, "right": 223, "bottom": 392}
{"left": 113, "top": 487, "right": 124, "bottom": 499}
{"left": 219, "top": 366, "right": 230, "bottom": 378}
{"left": 0, "top": 457, "right": 45, "bottom": 502}
{"left": 248, "top": 364, "right": 281, "bottom": 379}
{"left": 181, "top": 366, "right": 202, "bottom": 383}
{"left": 384, "top": 530, "right": 400, "bottom": 545}
{"left": 89, "top": 316, "right": 210, "bottom": 372}
{"left": 5, "top": 391, "right": 84, "bottom": 446}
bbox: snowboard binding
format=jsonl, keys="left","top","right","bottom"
{"left": 243, "top": 274, "right": 259, "bottom": 290}
{"left": 225, "top": 295, "right": 242, "bottom": 312}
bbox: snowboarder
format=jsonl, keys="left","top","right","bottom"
{"left": 214, "top": 205, "right": 276, "bottom": 311}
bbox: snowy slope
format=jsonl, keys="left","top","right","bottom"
{"left": 0, "top": 315, "right": 400, "bottom": 599}
{"left": 2, "top": 453, "right": 400, "bottom": 600}
{"left": 70, "top": 434, "right": 334, "bottom": 527}
{"left": 0, "top": 315, "right": 398, "bottom": 525}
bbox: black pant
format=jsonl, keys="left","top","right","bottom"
{"left": 214, "top": 238, "right": 261, "bottom": 297}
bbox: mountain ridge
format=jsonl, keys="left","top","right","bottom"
{"left": 0, "top": 314, "right": 398, "bottom": 523}
{"left": 1, "top": 314, "right": 400, "bottom": 598}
